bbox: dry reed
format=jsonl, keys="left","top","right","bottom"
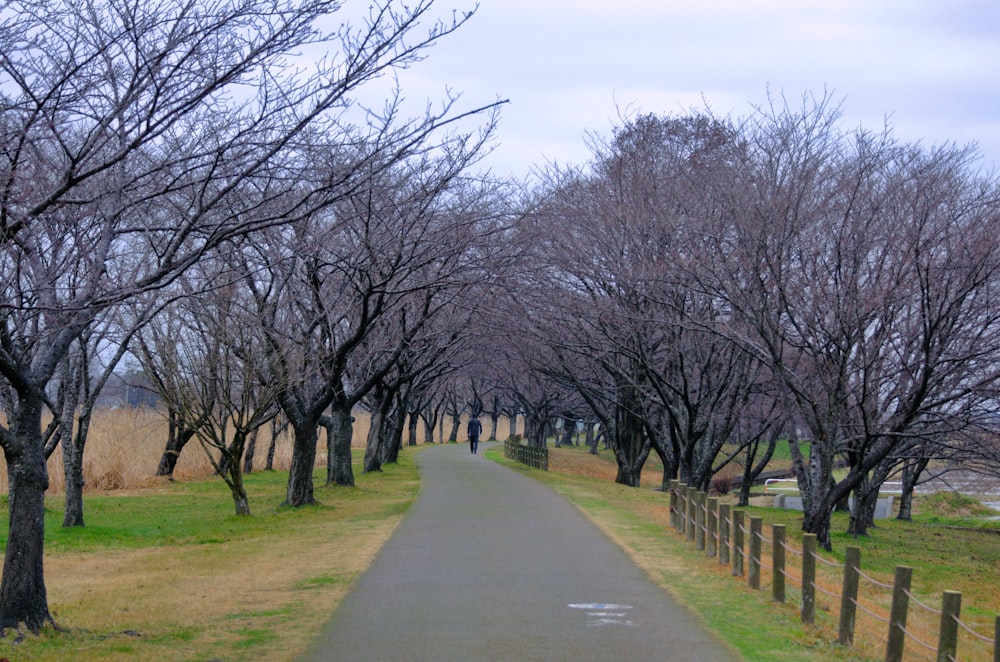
{"left": 0, "top": 407, "right": 508, "bottom": 495}
{"left": 0, "top": 406, "right": 388, "bottom": 495}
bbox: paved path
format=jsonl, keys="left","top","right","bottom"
{"left": 301, "top": 443, "right": 740, "bottom": 661}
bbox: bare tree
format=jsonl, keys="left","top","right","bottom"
{"left": 701, "top": 94, "right": 1000, "bottom": 548}
{"left": 51, "top": 311, "right": 141, "bottom": 527}
{"left": 134, "top": 263, "right": 280, "bottom": 515}
{"left": 0, "top": 0, "right": 488, "bottom": 633}
{"left": 520, "top": 114, "right": 763, "bottom": 489}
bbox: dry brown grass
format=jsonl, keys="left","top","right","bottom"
{"left": 40, "top": 499, "right": 402, "bottom": 661}
{"left": 0, "top": 410, "right": 425, "bottom": 661}
{"left": 1, "top": 408, "right": 511, "bottom": 495}
{"left": 547, "top": 442, "right": 666, "bottom": 487}
{"left": 0, "top": 407, "right": 384, "bottom": 494}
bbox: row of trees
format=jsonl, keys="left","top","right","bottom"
{"left": 4, "top": 0, "right": 1000, "bottom": 638}
{"left": 0, "top": 0, "right": 505, "bottom": 634}
{"left": 502, "top": 95, "right": 1000, "bottom": 551}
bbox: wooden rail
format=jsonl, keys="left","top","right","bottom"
{"left": 504, "top": 439, "right": 548, "bottom": 471}
{"left": 669, "top": 480, "right": 998, "bottom": 661}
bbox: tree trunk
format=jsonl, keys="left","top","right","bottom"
{"left": 406, "top": 409, "right": 419, "bottom": 446}
{"left": 896, "top": 483, "right": 914, "bottom": 521}
{"left": 802, "top": 505, "right": 834, "bottom": 552}
{"left": 62, "top": 417, "right": 90, "bottom": 528}
{"left": 230, "top": 466, "right": 250, "bottom": 516}
{"left": 557, "top": 417, "right": 574, "bottom": 447}
{"left": 525, "top": 413, "right": 547, "bottom": 449}
{"left": 585, "top": 422, "right": 597, "bottom": 454}
{"left": 382, "top": 397, "right": 405, "bottom": 464}
{"left": 266, "top": 422, "right": 278, "bottom": 471}
{"left": 233, "top": 490, "right": 250, "bottom": 516}
{"left": 421, "top": 411, "right": 436, "bottom": 444}
{"left": 446, "top": 410, "right": 460, "bottom": 443}
{"left": 285, "top": 421, "right": 318, "bottom": 506}
{"left": 738, "top": 436, "right": 777, "bottom": 507}
{"left": 896, "top": 457, "right": 927, "bottom": 521}
{"left": 649, "top": 438, "right": 675, "bottom": 491}
{"left": 243, "top": 426, "right": 259, "bottom": 474}
{"left": 325, "top": 405, "right": 355, "bottom": 486}
{"left": 790, "top": 437, "right": 835, "bottom": 530}
{"left": 364, "top": 404, "right": 387, "bottom": 473}
{"left": 610, "top": 396, "right": 650, "bottom": 487}
{"left": 613, "top": 436, "right": 647, "bottom": 488}
{"left": 156, "top": 410, "right": 195, "bottom": 477}
{"left": 59, "top": 355, "right": 86, "bottom": 527}
{"left": 847, "top": 473, "right": 873, "bottom": 537}
{"left": 0, "top": 396, "right": 55, "bottom": 633}
{"left": 488, "top": 410, "right": 499, "bottom": 441}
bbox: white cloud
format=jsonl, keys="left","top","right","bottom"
{"left": 344, "top": 0, "right": 1000, "bottom": 177}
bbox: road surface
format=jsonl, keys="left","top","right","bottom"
{"left": 302, "top": 442, "right": 740, "bottom": 661}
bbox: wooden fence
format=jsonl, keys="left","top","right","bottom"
{"left": 669, "top": 480, "right": 1000, "bottom": 662}
{"left": 503, "top": 439, "right": 548, "bottom": 471}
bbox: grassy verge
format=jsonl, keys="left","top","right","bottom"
{"left": 0, "top": 449, "right": 423, "bottom": 661}
{"left": 491, "top": 445, "right": 1000, "bottom": 662}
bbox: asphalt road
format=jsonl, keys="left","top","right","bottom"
{"left": 301, "top": 442, "right": 740, "bottom": 661}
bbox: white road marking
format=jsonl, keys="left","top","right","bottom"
{"left": 567, "top": 603, "right": 638, "bottom": 627}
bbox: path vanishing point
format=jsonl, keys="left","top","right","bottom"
{"left": 301, "top": 442, "right": 741, "bottom": 661}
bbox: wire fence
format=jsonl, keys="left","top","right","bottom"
{"left": 668, "top": 480, "right": 999, "bottom": 662}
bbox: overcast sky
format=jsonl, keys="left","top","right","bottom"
{"left": 361, "top": 0, "right": 1000, "bottom": 180}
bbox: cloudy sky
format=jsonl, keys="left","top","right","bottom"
{"left": 363, "top": 0, "right": 1000, "bottom": 180}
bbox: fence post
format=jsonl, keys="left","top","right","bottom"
{"left": 772, "top": 524, "right": 785, "bottom": 603}
{"left": 839, "top": 546, "right": 861, "bottom": 646}
{"left": 669, "top": 480, "right": 680, "bottom": 529}
{"left": 718, "top": 504, "right": 730, "bottom": 567}
{"left": 937, "top": 590, "right": 962, "bottom": 662}
{"left": 676, "top": 483, "right": 688, "bottom": 533}
{"left": 885, "top": 565, "right": 912, "bottom": 662}
{"left": 732, "top": 509, "right": 745, "bottom": 577}
{"left": 993, "top": 615, "right": 999, "bottom": 662}
{"left": 696, "top": 492, "right": 707, "bottom": 550}
{"left": 801, "top": 533, "right": 816, "bottom": 624}
{"left": 686, "top": 486, "right": 697, "bottom": 541}
{"left": 748, "top": 517, "right": 762, "bottom": 590}
{"left": 707, "top": 496, "right": 718, "bottom": 558}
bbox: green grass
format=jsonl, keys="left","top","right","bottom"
{"left": 11, "top": 461, "right": 422, "bottom": 554}
{"left": 5, "top": 442, "right": 996, "bottom": 660}
{"left": 0, "top": 449, "right": 423, "bottom": 661}
{"left": 491, "top": 446, "right": 1000, "bottom": 662}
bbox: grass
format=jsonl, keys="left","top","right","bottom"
{"left": 0, "top": 407, "right": 514, "bottom": 659}
{"left": 0, "top": 450, "right": 423, "bottom": 662}
{"left": 502, "top": 444, "right": 1000, "bottom": 662}
{"left": 2, "top": 422, "right": 996, "bottom": 660}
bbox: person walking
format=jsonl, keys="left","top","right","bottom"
{"left": 467, "top": 414, "right": 482, "bottom": 454}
